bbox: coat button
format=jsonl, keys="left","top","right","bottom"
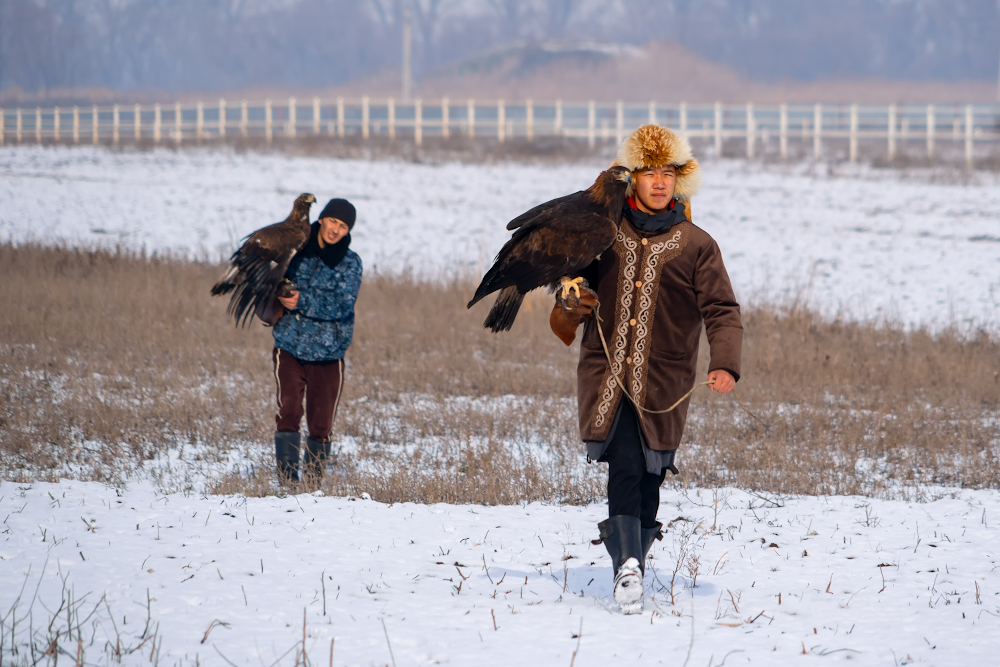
{"left": 635, "top": 280, "right": 642, "bottom": 288}
{"left": 641, "top": 238, "right": 648, "bottom": 246}
{"left": 629, "top": 318, "right": 636, "bottom": 326}
{"left": 626, "top": 357, "right": 632, "bottom": 364}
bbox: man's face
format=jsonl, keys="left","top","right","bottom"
{"left": 318, "top": 217, "right": 350, "bottom": 247}
{"left": 633, "top": 166, "right": 677, "bottom": 214}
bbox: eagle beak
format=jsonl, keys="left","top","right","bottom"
{"left": 617, "top": 171, "right": 632, "bottom": 183}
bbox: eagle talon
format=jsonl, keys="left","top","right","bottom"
{"left": 560, "top": 276, "right": 585, "bottom": 302}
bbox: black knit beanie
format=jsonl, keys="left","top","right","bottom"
{"left": 317, "top": 198, "right": 356, "bottom": 230}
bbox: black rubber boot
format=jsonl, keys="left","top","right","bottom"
{"left": 641, "top": 522, "right": 664, "bottom": 565}
{"left": 304, "top": 437, "right": 331, "bottom": 480}
{"left": 593, "top": 515, "right": 644, "bottom": 614}
{"left": 274, "top": 431, "right": 301, "bottom": 483}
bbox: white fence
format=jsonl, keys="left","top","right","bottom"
{"left": 2, "top": 97, "right": 999, "bottom": 166}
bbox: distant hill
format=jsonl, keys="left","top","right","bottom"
{"left": 2, "top": 40, "right": 995, "bottom": 107}
{"left": 348, "top": 41, "right": 999, "bottom": 104}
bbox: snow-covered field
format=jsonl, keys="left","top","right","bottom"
{"left": 2, "top": 481, "right": 998, "bottom": 666}
{"left": 1, "top": 146, "right": 999, "bottom": 329}
{"left": 3, "top": 147, "right": 1000, "bottom": 664}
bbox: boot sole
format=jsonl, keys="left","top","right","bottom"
{"left": 614, "top": 558, "right": 643, "bottom": 614}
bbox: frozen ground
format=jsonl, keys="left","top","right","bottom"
{"left": 1, "top": 146, "right": 999, "bottom": 329}
{"left": 2, "top": 480, "right": 998, "bottom": 666}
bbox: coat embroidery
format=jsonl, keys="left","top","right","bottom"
{"left": 628, "top": 227, "right": 686, "bottom": 406}
{"left": 594, "top": 231, "right": 638, "bottom": 431}
{"left": 591, "top": 223, "right": 689, "bottom": 437}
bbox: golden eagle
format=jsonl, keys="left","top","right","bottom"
{"left": 211, "top": 192, "right": 317, "bottom": 326}
{"left": 468, "top": 166, "right": 632, "bottom": 332}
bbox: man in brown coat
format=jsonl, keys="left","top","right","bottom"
{"left": 552, "top": 125, "right": 743, "bottom": 614}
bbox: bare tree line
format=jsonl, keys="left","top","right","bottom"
{"left": 0, "top": 0, "right": 998, "bottom": 94}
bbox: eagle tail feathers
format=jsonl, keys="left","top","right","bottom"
{"left": 483, "top": 286, "right": 524, "bottom": 333}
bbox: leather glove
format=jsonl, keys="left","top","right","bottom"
{"left": 549, "top": 283, "right": 598, "bottom": 346}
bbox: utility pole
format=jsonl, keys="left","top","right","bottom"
{"left": 402, "top": 10, "right": 412, "bottom": 101}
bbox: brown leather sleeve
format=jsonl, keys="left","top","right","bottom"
{"left": 693, "top": 239, "right": 743, "bottom": 379}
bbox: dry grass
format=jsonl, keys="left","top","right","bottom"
{"left": 1, "top": 243, "right": 997, "bottom": 502}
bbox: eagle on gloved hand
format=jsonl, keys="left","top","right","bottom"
{"left": 211, "top": 192, "right": 316, "bottom": 326}
{"left": 467, "top": 166, "right": 632, "bottom": 332}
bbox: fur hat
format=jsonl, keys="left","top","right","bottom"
{"left": 613, "top": 124, "right": 701, "bottom": 202}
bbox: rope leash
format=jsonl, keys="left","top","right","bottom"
{"left": 591, "top": 302, "right": 767, "bottom": 428}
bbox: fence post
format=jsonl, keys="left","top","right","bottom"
{"left": 554, "top": 99, "right": 562, "bottom": 135}
{"left": 265, "top": 98, "right": 272, "bottom": 143}
{"left": 587, "top": 100, "right": 595, "bottom": 148}
{"left": 240, "top": 100, "right": 248, "bottom": 138}
{"left": 196, "top": 101, "right": 204, "bottom": 141}
{"left": 16, "top": 108, "right": 22, "bottom": 143}
{"left": 615, "top": 100, "right": 625, "bottom": 146}
{"left": 92, "top": 105, "right": 99, "bottom": 145}
{"left": 287, "top": 97, "right": 296, "bottom": 138}
{"left": 415, "top": 98, "right": 423, "bottom": 145}
{"left": 175, "top": 102, "right": 182, "bottom": 145}
{"left": 811, "top": 103, "right": 822, "bottom": 160}
{"left": 134, "top": 104, "right": 141, "bottom": 142}
{"left": 745, "top": 102, "right": 754, "bottom": 159}
{"left": 679, "top": 102, "right": 687, "bottom": 137}
{"left": 849, "top": 103, "right": 858, "bottom": 163}
{"left": 361, "top": 96, "right": 369, "bottom": 139}
{"left": 441, "top": 97, "right": 449, "bottom": 139}
{"left": 34, "top": 107, "right": 41, "bottom": 143}
{"left": 964, "top": 104, "right": 974, "bottom": 169}
{"left": 779, "top": 103, "right": 788, "bottom": 159}
{"left": 0, "top": 108, "right": 4, "bottom": 146}
{"left": 113, "top": 104, "right": 121, "bottom": 144}
{"left": 526, "top": 98, "right": 533, "bottom": 142}
{"left": 387, "top": 98, "right": 395, "bottom": 140}
{"left": 467, "top": 99, "right": 475, "bottom": 138}
{"left": 53, "top": 106, "right": 60, "bottom": 143}
{"left": 887, "top": 103, "right": 896, "bottom": 161}
{"left": 218, "top": 99, "right": 226, "bottom": 139}
{"left": 313, "top": 97, "right": 320, "bottom": 135}
{"left": 154, "top": 104, "right": 161, "bottom": 143}
{"left": 496, "top": 99, "right": 505, "bottom": 143}
{"left": 336, "top": 97, "right": 344, "bottom": 137}
{"left": 73, "top": 106, "right": 80, "bottom": 144}
{"left": 926, "top": 103, "right": 934, "bottom": 160}
{"left": 648, "top": 101, "right": 656, "bottom": 125}
{"left": 714, "top": 102, "right": 722, "bottom": 157}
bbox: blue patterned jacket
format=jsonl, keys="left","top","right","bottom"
{"left": 272, "top": 247, "right": 363, "bottom": 362}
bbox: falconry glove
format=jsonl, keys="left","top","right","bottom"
{"left": 550, "top": 283, "right": 598, "bottom": 346}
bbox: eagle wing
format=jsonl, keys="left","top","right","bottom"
{"left": 211, "top": 222, "right": 311, "bottom": 326}
{"left": 469, "top": 194, "right": 617, "bottom": 307}
{"left": 227, "top": 223, "right": 309, "bottom": 326}
{"left": 505, "top": 192, "right": 581, "bottom": 231}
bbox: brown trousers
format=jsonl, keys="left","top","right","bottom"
{"left": 272, "top": 348, "right": 345, "bottom": 442}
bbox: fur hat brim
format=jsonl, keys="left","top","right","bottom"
{"left": 613, "top": 124, "right": 701, "bottom": 202}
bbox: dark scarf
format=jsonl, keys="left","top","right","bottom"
{"left": 623, "top": 197, "right": 687, "bottom": 234}
{"left": 297, "top": 222, "right": 352, "bottom": 271}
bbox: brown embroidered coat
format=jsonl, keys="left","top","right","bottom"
{"left": 577, "top": 219, "right": 742, "bottom": 451}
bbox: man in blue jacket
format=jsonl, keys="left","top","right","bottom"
{"left": 272, "top": 198, "right": 363, "bottom": 483}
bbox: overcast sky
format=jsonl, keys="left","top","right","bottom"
{"left": 2, "top": 0, "right": 998, "bottom": 93}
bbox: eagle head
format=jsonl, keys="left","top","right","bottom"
{"left": 608, "top": 166, "right": 632, "bottom": 184}
{"left": 298, "top": 193, "right": 317, "bottom": 205}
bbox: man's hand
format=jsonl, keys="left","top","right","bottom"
{"left": 550, "top": 285, "right": 598, "bottom": 346}
{"left": 277, "top": 290, "right": 299, "bottom": 310}
{"left": 707, "top": 369, "right": 735, "bottom": 394}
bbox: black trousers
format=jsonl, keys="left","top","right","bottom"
{"left": 605, "top": 400, "right": 667, "bottom": 528}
